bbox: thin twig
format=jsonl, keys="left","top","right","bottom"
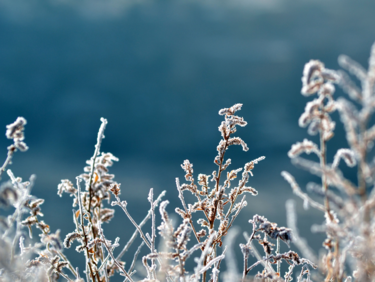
{"left": 116, "top": 190, "right": 166, "bottom": 260}
{"left": 148, "top": 188, "right": 156, "bottom": 279}
{"left": 77, "top": 177, "right": 95, "bottom": 282}
{"left": 87, "top": 118, "right": 107, "bottom": 214}
{"left": 0, "top": 146, "right": 16, "bottom": 179}
{"left": 276, "top": 237, "right": 280, "bottom": 275}
{"left": 127, "top": 241, "right": 144, "bottom": 277}
{"left": 281, "top": 171, "right": 325, "bottom": 212}
{"left": 98, "top": 228, "right": 134, "bottom": 282}
{"left": 114, "top": 196, "right": 151, "bottom": 249}
{"left": 199, "top": 254, "right": 225, "bottom": 274}
{"left": 176, "top": 178, "right": 202, "bottom": 244}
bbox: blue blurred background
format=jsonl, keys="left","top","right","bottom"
{"left": 1, "top": 0, "right": 375, "bottom": 279}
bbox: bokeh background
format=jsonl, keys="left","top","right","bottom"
{"left": 1, "top": 0, "right": 375, "bottom": 279}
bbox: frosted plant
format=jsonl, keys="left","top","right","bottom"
{"left": 0, "top": 118, "right": 76, "bottom": 282}
{"left": 0, "top": 108, "right": 316, "bottom": 282}
{"left": 4, "top": 52, "right": 366, "bottom": 281}
{"left": 170, "top": 104, "right": 314, "bottom": 282}
{"left": 283, "top": 42, "right": 375, "bottom": 281}
{"left": 172, "top": 104, "right": 263, "bottom": 281}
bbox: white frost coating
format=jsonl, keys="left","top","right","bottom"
{"left": 288, "top": 139, "right": 320, "bottom": 158}
{"left": 222, "top": 228, "right": 240, "bottom": 282}
{"left": 193, "top": 232, "right": 217, "bottom": 281}
{"left": 332, "top": 149, "right": 356, "bottom": 168}
{"left": 301, "top": 60, "right": 325, "bottom": 95}
{"left": 338, "top": 54, "right": 367, "bottom": 83}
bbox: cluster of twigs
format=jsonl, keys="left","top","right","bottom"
{"left": 282, "top": 42, "right": 375, "bottom": 281}
{"left": 2, "top": 43, "right": 375, "bottom": 282}
{"left": 0, "top": 117, "right": 75, "bottom": 282}
{"left": 0, "top": 104, "right": 314, "bottom": 282}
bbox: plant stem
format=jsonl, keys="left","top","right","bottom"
{"left": 77, "top": 178, "right": 96, "bottom": 282}
{"left": 276, "top": 237, "right": 281, "bottom": 276}
{"left": 358, "top": 120, "right": 368, "bottom": 202}
{"left": 320, "top": 131, "right": 333, "bottom": 221}
{"left": 0, "top": 146, "right": 16, "bottom": 180}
